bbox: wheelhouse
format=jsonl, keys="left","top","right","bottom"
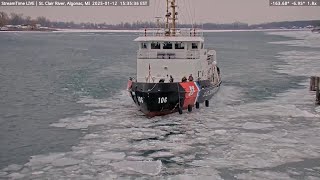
{"left": 133, "top": 28, "right": 216, "bottom": 83}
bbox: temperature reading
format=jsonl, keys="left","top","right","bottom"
{"left": 269, "top": 0, "right": 320, "bottom": 6}
{"left": 271, "top": 1, "right": 290, "bottom": 5}
{"left": 293, "top": 1, "right": 306, "bottom": 5}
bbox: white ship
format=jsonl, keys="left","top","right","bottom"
{"left": 127, "top": 0, "right": 222, "bottom": 117}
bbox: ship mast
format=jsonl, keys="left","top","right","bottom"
{"left": 165, "top": 0, "right": 170, "bottom": 30}
{"left": 171, "top": 0, "right": 177, "bottom": 36}
{"left": 164, "top": 0, "right": 177, "bottom": 36}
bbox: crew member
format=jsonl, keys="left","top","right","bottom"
{"left": 188, "top": 74, "right": 194, "bottom": 82}
{"left": 169, "top": 75, "right": 174, "bottom": 83}
{"left": 182, "top": 76, "right": 187, "bottom": 82}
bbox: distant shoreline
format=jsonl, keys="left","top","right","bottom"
{"left": 0, "top": 28, "right": 311, "bottom": 33}
{"left": 0, "top": 28, "right": 58, "bottom": 32}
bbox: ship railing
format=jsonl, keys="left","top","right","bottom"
{"left": 207, "top": 49, "right": 216, "bottom": 57}
{"left": 139, "top": 28, "right": 203, "bottom": 37}
{"left": 207, "top": 49, "right": 217, "bottom": 64}
{"left": 137, "top": 49, "right": 200, "bottom": 59}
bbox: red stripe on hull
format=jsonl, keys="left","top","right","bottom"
{"left": 179, "top": 82, "right": 199, "bottom": 108}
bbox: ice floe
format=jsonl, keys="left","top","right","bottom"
{"left": 242, "top": 122, "right": 274, "bottom": 130}
{"left": 267, "top": 31, "right": 320, "bottom": 48}
{"left": 51, "top": 158, "right": 80, "bottom": 167}
{"left": 3, "top": 164, "right": 23, "bottom": 172}
{"left": 110, "top": 160, "right": 162, "bottom": 176}
{"left": 236, "top": 171, "right": 293, "bottom": 180}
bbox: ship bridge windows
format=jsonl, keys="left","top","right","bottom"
{"left": 192, "top": 42, "right": 198, "bottom": 49}
{"left": 151, "top": 42, "right": 161, "bottom": 49}
{"left": 175, "top": 42, "right": 185, "bottom": 49}
{"left": 141, "top": 42, "right": 148, "bottom": 49}
{"left": 163, "top": 42, "right": 173, "bottom": 49}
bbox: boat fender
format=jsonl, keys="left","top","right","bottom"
{"left": 188, "top": 105, "right": 193, "bottom": 112}
{"left": 196, "top": 102, "right": 200, "bottom": 109}
{"left": 205, "top": 100, "right": 209, "bottom": 107}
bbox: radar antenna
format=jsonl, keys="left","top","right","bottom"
{"left": 155, "top": 16, "right": 162, "bottom": 28}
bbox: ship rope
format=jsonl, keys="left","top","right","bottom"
{"left": 177, "top": 1, "right": 188, "bottom": 27}
{"left": 175, "top": 0, "right": 195, "bottom": 28}
{"left": 177, "top": 82, "right": 181, "bottom": 108}
{"left": 148, "top": 83, "right": 158, "bottom": 92}
{"left": 186, "top": 0, "right": 195, "bottom": 28}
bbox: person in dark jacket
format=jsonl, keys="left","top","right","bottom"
{"left": 188, "top": 74, "right": 194, "bottom": 82}
{"left": 169, "top": 75, "right": 174, "bottom": 83}
{"left": 182, "top": 76, "right": 187, "bottom": 82}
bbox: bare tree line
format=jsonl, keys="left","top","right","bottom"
{"left": 0, "top": 11, "right": 319, "bottom": 30}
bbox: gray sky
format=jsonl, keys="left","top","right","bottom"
{"left": 2, "top": 0, "right": 320, "bottom": 24}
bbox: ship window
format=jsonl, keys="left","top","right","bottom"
{"left": 192, "top": 43, "right": 198, "bottom": 49}
{"left": 151, "top": 42, "right": 160, "bottom": 49}
{"left": 175, "top": 42, "right": 185, "bottom": 49}
{"left": 141, "top": 43, "right": 147, "bottom": 49}
{"left": 201, "top": 43, "right": 204, "bottom": 49}
{"left": 163, "top": 42, "right": 173, "bottom": 49}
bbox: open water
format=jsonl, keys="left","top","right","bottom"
{"left": 0, "top": 30, "right": 320, "bottom": 179}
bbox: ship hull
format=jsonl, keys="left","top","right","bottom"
{"left": 127, "top": 80, "right": 221, "bottom": 117}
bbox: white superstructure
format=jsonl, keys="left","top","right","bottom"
{"left": 133, "top": 0, "right": 219, "bottom": 84}
{"left": 134, "top": 28, "right": 218, "bottom": 83}
{"left": 128, "top": 0, "right": 222, "bottom": 116}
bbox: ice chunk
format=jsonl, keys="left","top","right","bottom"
{"left": 42, "top": 166, "right": 52, "bottom": 171}
{"left": 126, "top": 156, "right": 150, "bottom": 161}
{"left": 237, "top": 171, "right": 293, "bottom": 180}
{"left": 110, "top": 160, "right": 162, "bottom": 176}
{"left": 20, "top": 168, "right": 30, "bottom": 174}
{"left": 286, "top": 169, "right": 302, "bottom": 176}
{"left": 170, "top": 157, "right": 185, "bottom": 163}
{"left": 242, "top": 122, "right": 274, "bottom": 130}
{"left": 3, "top": 164, "right": 23, "bottom": 172}
{"left": 52, "top": 158, "right": 80, "bottom": 167}
{"left": 63, "top": 165, "right": 79, "bottom": 172}
{"left": 277, "top": 149, "right": 305, "bottom": 160}
{"left": 187, "top": 160, "right": 212, "bottom": 168}
{"left": 0, "top": 171, "right": 8, "bottom": 176}
{"left": 27, "top": 153, "right": 65, "bottom": 167}
{"left": 83, "top": 134, "right": 100, "bottom": 140}
{"left": 31, "top": 171, "right": 44, "bottom": 175}
{"left": 91, "top": 152, "right": 126, "bottom": 160}
{"left": 8, "top": 172, "right": 25, "bottom": 179}
{"left": 168, "top": 175, "right": 223, "bottom": 180}
{"left": 306, "top": 176, "right": 320, "bottom": 180}
{"left": 149, "top": 151, "right": 175, "bottom": 158}
{"left": 214, "top": 130, "right": 227, "bottom": 135}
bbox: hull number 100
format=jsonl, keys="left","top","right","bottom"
{"left": 158, "top": 97, "right": 168, "bottom": 104}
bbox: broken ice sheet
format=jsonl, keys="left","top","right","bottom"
{"left": 242, "top": 122, "right": 274, "bottom": 130}
{"left": 236, "top": 170, "right": 293, "bottom": 180}
{"left": 110, "top": 160, "right": 162, "bottom": 176}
